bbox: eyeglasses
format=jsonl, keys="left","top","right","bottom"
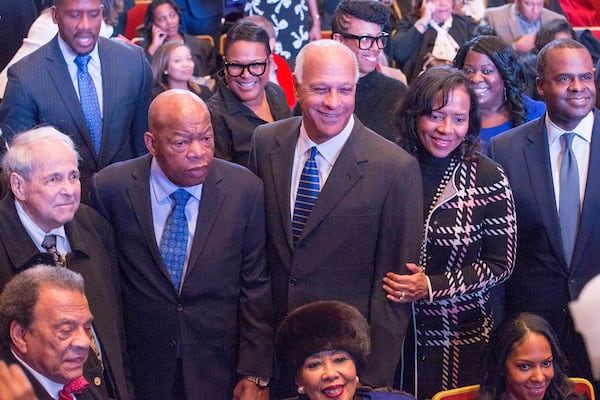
{"left": 337, "top": 32, "right": 389, "bottom": 50}
{"left": 223, "top": 60, "right": 268, "bottom": 77}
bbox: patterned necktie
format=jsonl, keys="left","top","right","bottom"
{"left": 74, "top": 54, "right": 102, "bottom": 154}
{"left": 59, "top": 376, "right": 89, "bottom": 400}
{"left": 41, "top": 234, "right": 65, "bottom": 267}
{"left": 160, "top": 189, "right": 192, "bottom": 290}
{"left": 292, "top": 146, "right": 320, "bottom": 243}
{"left": 559, "top": 132, "right": 580, "bottom": 266}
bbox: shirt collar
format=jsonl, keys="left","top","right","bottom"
{"left": 14, "top": 200, "right": 67, "bottom": 250}
{"left": 297, "top": 115, "right": 355, "bottom": 165}
{"left": 149, "top": 157, "right": 203, "bottom": 203}
{"left": 545, "top": 111, "right": 594, "bottom": 146}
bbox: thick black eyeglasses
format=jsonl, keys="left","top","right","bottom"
{"left": 223, "top": 60, "right": 268, "bottom": 77}
{"left": 338, "top": 32, "right": 389, "bottom": 50}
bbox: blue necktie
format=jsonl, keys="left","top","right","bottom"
{"left": 74, "top": 54, "right": 102, "bottom": 154}
{"left": 160, "top": 189, "right": 192, "bottom": 290}
{"left": 559, "top": 132, "right": 580, "bottom": 266}
{"left": 292, "top": 146, "right": 320, "bottom": 243}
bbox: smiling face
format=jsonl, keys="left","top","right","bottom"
{"left": 153, "top": 2, "right": 180, "bottom": 39}
{"left": 504, "top": 333, "right": 554, "bottom": 400}
{"left": 431, "top": 0, "right": 453, "bottom": 24}
{"left": 52, "top": 0, "right": 103, "bottom": 55}
{"left": 335, "top": 17, "right": 383, "bottom": 77}
{"left": 416, "top": 86, "right": 470, "bottom": 158}
{"left": 536, "top": 47, "right": 596, "bottom": 131}
{"left": 12, "top": 286, "right": 92, "bottom": 384}
{"left": 296, "top": 350, "right": 358, "bottom": 400}
{"left": 11, "top": 140, "right": 81, "bottom": 233}
{"left": 224, "top": 40, "right": 270, "bottom": 107}
{"left": 462, "top": 50, "right": 505, "bottom": 112}
{"left": 295, "top": 45, "right": 356, "bottom": 144}
{"left": 145, "top": 92, "right": 215, "bottom": 187}
{"left": 167, "top": 45, "right": 194, "bottom": 87}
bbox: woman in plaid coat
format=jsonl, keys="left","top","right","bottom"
{"left": 383, "top": 66, "right": 516, "bottom": 399}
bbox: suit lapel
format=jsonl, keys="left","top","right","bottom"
{"left": 185, "top": 162, "right": 225, "bottom": 278}
{"left": 524, "top": 119, "right": 569, "bottom": 271}
{"left": 297, "top": 120, "right": 364, "bottom": 243}
{"left": 46, "top": 37, "right": 98, "bottom": 163}
{"left": 508, "top": 4, "right": 522, "bottom": 44}
{"left": 270, "top": 121, "right": 299, "bottom": 250}
{"left": 571, "top": 110, "right": 600, "bottom": 270}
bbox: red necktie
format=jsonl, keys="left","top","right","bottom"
{"left": 59, "top": 376, "right": 89, "bottom": 400}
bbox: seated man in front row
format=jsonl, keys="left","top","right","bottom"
{"left": 0, "top": 265, "right": 106, "bottom": 400}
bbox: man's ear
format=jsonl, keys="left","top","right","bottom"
{"left": 10, "top": 320, "right": 28, "bottom": 355}
{"left": 144, "top": 132, "right": 157, "bottom": 156}
{"left": 536, "top": 77, "right": 545, "bottom": 99}
{"left": 10, "top": 173, "right": 26, "bottom": 202}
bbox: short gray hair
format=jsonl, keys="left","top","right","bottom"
{"left": 0, "top": 265, "right": 85, "bottom": 349}
{"left": 2, "top": 127, "right": 79, "bottom": 182}
{"left": 294, "top": 39, "right": 359, "bottom": 84}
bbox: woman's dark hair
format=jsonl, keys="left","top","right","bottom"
{"left": 535, "top": 19, "right": 576, "bottom": 52}
{"left": 454, "top": 35, "right": 527, "bottom": 129}
{"left": 396, "top": 65, "right": 481, "bottom": 161}
{"left": 480, "top": 313, "right": 575, "bottom": 400}
{"left": 223, "top": 21, "right": 271, "bottom": 60}
{"left": 143, "top": 0, "right": 182, "bottom": 44}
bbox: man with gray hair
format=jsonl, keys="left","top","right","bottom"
{"left": 0, "top": 265, "right": 104, "bottom": 399}
{"left": 248, "top": 39, "right": 422, "bottom": 390}
{"left": 0, "top": 127, "right": 131, "bottom": 399}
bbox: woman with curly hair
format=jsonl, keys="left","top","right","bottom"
{"left": 383, "top": 66, "right": 516, "bottom": 399}
{"left": 454, "top": 35, "right": 545, "bottom": 151}
{"left": 480, "top": 312, "right": 585, "bottom": 400}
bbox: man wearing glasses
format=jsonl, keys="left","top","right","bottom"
{"left": 331, "top": 0, "right": 407, "bottom": 142}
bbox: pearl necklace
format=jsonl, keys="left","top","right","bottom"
{"left": 420, "top": 158, "right": 457, "bottom": 271}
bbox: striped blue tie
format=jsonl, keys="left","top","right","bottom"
{"left": 75, "top": 54, "right": 102, "bottom": 154}
{"left": 160, "top": 189, "right": 192, "bottom": 290}
{"left": 292, "top": 146, "right": 320, "bottom": 243}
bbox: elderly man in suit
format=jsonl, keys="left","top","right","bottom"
{"left": 482, "top": 0, "right": 565, "bottom": 54}
{"left": 248, "top": 39, "right": 422, "bottom": 390}
{"left": 0, "top": 265, "right": 108, "bottom": 400}
{"left": 0, "top": 127, "right": 130, "bottom": 400}
{"left": 90, "top": 90, "right": 273, "bottom": 400}
{"left": 0, "top": 0, "right": 152, "bottom": 202}
{"left": 489, "top": 38, "right": 599, "bottom": 387}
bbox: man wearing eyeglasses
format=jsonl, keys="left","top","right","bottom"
{"left": 331, "top": 0, "right": 407, "bottom": 142}
{"left": 249, "top": 39, "right": 422, "bottom": 394}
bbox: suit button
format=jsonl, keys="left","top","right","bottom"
{"left": 569, "top": 279, "right": 575, "bottom": 284}
{"left": 169, "top": 340, "right": 177, "bottom": 347}
{"left": 290, "top": 278, "right": 298, "bottom": 287}
{"left": 176, "top": 303, "right": 183, "bottom": 312}
{"left": 421, "top": 355, "right": 427, "bottom": 361}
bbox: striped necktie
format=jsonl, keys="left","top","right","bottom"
{"left": 292, "top": 146, "right": 320, "bottom": 243}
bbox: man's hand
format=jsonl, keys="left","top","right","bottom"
{"left": 513, "top": 34, "right": 536, "bottom": 53}
{"left": 232, "top": 378, "right": 269, "bottom": 400}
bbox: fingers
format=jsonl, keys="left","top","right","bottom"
{"left": 0, "top": 361, "right": 36, "bottom": 400}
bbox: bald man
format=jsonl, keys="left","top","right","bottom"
{"left": 90, "top": 90, "right": 273, "bottom": 400}
{"left": 248, "top": 40, "right": 422, "bottom": 389}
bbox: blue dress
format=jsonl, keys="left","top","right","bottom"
{"left": 479, "top": 96, "right": 546, "bottom": 152}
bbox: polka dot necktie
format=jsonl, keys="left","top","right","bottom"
{"left": 74, "top": 54, "right": 102, "bottom": 155}
{"left": 59, "top": 376, "right": 89, "bottom": 400}
{"left": 160, "top": 189, "right": 192, "bottom": 290}
{"left": 292, "top": 146, "right": 320, "bottom": 243}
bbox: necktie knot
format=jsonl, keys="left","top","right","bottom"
{"left": 41, "top": 234, "right": 57, "bottom": 251}
{"left": 171, "top": 189, "right": 192, "bottom": 206}
{"left": 308, "top": 146, "right": 318, "bottom": 161}
{"left": 563, "top": 132, "right": 576, "bottom": 151}
{"left": 74, "top": 54, "right": 91, "bottom": 71}
{"left": 59, "top": 376, "right": 89, "bottom": 400}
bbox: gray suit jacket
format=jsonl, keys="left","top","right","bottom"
{"left": 248, "top": 116, "right": 423, "bottom": 387}
{"left": 488, "top": 111, "right": 600, "bottom": 384}
{"left": 90, "top": 155, "right": 273, "bottom": 400}
{"left": 0, "top": 35, "right": 152, "bottom": 202}
{"left": 482, "top": 4, "right": 566, "bottom": 47}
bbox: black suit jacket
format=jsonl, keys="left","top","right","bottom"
{"left": 489, "top": 111, "right": 600, "bottom": 382}
{"left": 0, "top": 347, "right": 107, "bottom": 400}
{"left": 90, "top": 155, "right": 273, "bottom": 400}
{"left": 248, "top": 116, "right": 423, "bottom": 387}
{"left": 0, "top": 36, "right": 152, "bottom": 202}
{"left": 0, "top": 195, "right": 131, "bottom": 400}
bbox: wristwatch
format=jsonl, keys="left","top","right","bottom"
{"left": 246, "top": 376, "right": 270, "bottom": 388}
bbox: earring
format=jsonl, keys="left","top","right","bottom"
{"left": 356, "top": 376, "right": 360, "bottom": 383}
{"left": 163, "top": 70, "right": 168, "bottom": 75}
{"left": 503, "top": 86, "right": 507, "bottom": 103}
{"left": 297, "top": 386, "right": 305, "bottom": 394}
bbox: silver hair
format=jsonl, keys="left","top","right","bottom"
{"left": 294, "top": 39, "right": 360, "bottom": 84}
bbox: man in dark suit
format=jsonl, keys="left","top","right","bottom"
{"left": 90, "top": 90, "right": 273, "bottom": 400}
{"left": 0, "top": 127, "right": 131, "bottom": 400}
{"left": 0, "top": 0, "right": 152, "bottom": 202}
{"left": 248, "top": 39, "right": 422, "bottom": 389}
{"left": 489, "top": 38, "right": 600, "bottom": 386}
{"left": 0, "top": 265, "right": 108, "bottom": 400}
